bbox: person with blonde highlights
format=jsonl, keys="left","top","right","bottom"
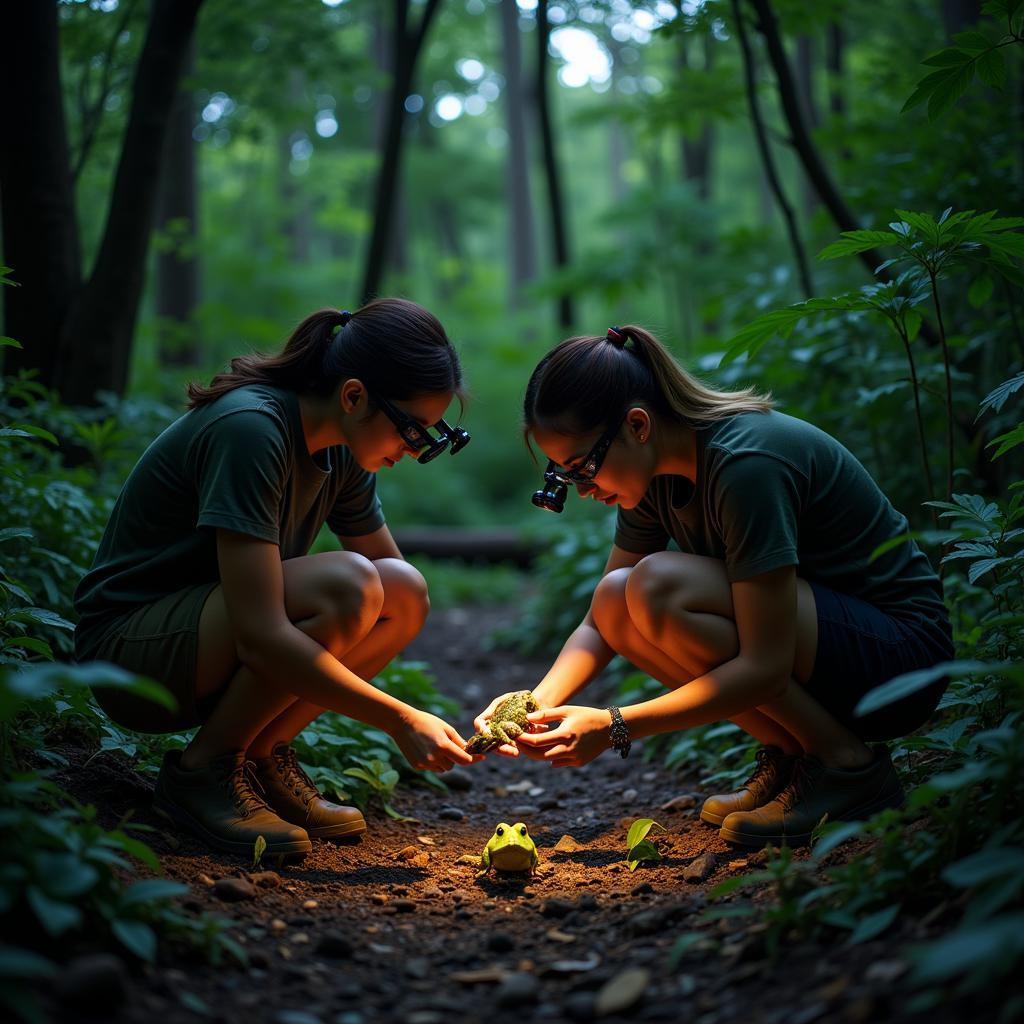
{"left": 475, "top": 324, "right": 953, "bottom": 848}
{"left": 75, "top": 298, "right": 475, "bottom": 858}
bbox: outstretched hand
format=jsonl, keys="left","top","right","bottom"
{"left": 393, "top": 709, "right": 481, "bottom": 773}
{"left": 515, "top": 705, "right": 613, "bottom": 768}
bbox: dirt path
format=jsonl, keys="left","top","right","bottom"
{"left": 47, "top": 606, "right": 970, "bottom": 1024}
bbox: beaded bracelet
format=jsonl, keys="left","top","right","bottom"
{"left": 606, "top": 706, "right": 631, "bottom": 759}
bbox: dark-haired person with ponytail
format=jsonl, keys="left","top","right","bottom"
{"left": 74, "top": 298, "right": 476, "bottom": 858}
{"left": 475, "top": 324, "right": 953, "bottom": 848}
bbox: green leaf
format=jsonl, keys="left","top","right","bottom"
{"left": 908, "top": 912, "right": 1024, "bottom": 985}
{"left": 847, "top": 904, "right": 901, "bottom": 945}
{"left": 626, "top": 839, "right": 662, "bottom": 867}
{"left": 921, "top": 47, "right": 975, "bottom": 67}
{"left": 253, "top": 834, "right": 267, "bottom": 870}
{"left": 976, "top": 48, "right": 1007, "bottom": 90}
{"left": 988, "top": 424, "right": 1024, "bottom": 459}
{"left": 26, "top": 887, "right": 82, "bottom": 936}
{"left": 978, "top": 372, "right": 1024, "bottom": 418}
{"left": 6, "top": 637, "right": 54, "bottom": 658}
{"left": 855, "top": 660, "right": 1003, "bottom": 716}
{"left": 0, "top": 946, "right": 57, "bottom": 980}
{"left": 626, "top": 817, "right": 665, "bottom": 849}
{"left": 942, "top": 847, "right": 1024, "bottom": 888}
{"left": 111, "top": 918, "right": 157, "bottom": 962}
{"left": 0, "top": 337, "right": 23, "bottom": 349}
{"left": 952, "top": 30, "right": 995, "bottom": 52}
{"left": 0, "top": 527, "right": 34, "bottom": 545}
{"left": 120, "top": 879, "right": 189, "bottom": 906}
{"left": 667, "top": 932, "right": 706, "bottom": 969}
{"left": 902, "top": 67, "right": 960, "bottom": 113}
{"left": 812, "top": 821, "right": 864, "bottom": 860}
{"left": 927, "top": 63, "right": 976, "bottom": 119}
{"left": 817, "top": 231, "right": 902, "bottom": 261}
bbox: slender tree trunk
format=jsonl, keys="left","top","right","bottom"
{"left": 280, "top": 72, "right": 313, "bottom": 265}
{"left": 732, "top": 0, "right": 814, "bottom": 297}
{"left": 680, "top": 34, "right": 715, "bottom": 204}
{"left": 155, "top": 43, "right": 199, "bottom": 368}
{"left": 0, "top": 3, "right": 82, "bottom": 382}
{"left": 501, "top": 0, "right": 537, "bottom": 307}
{"left": 360, "top": 0, "right": 443, "bottom": 304}
{"left": 795, "top": 34, "right": 818, "bottom": 217}
{"left": 826, "top": 21, "right": 845, "bottom": 120}
{"left": 58, "top": 0, "right": 204, "bottom": 403}
{"left": 535, "top": 0, "right": 573, "bottom": 327}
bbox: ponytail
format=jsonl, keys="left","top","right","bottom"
{"left": 186, "top": 298, "right": 462, "bottom": 409}
{"left": 524, "top": 323, "right": 772, "bottom": 436}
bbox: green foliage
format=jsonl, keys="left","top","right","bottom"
{"left": 625, "top": 817, "right": 666, "bottom": 872}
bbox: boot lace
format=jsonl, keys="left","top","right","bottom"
{"left": 274, "top": 746, "right": 321, "bottom": 807}
{"left": 774, "top": 757, "right": 824, "bottom": 813}
{"left": 222, "top": 758, "right": 269, "bottom": 817}
{"left": 743, "top": 747, "right": 781, "bottom": 793}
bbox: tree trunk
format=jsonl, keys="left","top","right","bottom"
{"left": 826, "top": 21, "right": 845, "bottom": 120}
{"left": 0, "top": 3, "right": 82, "bottom": 382}
{"left": 501, "top": 0, "right": 537, "bottom": 307}
{"left": 155, "top": 43, "right": 200, "bottom": 368}
{"left": 58, "top": 0, "right": 204, "bottom": 404}
{"left": 795, "top": 33, "right": 818, "bottom": 216}
{"left": 534, "top": 0, "right": 573, "bottom": 328}
{"left": 360, "top": 0, "right": 443, "bottom": 305}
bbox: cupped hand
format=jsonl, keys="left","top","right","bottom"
{"left": 471, "top": 690, "right": 549, "bottom": 759}
{"left": 515, "top": 705, "right": 613, "bottom": 768}
{"left": 393, "top": 709, "right": 479, "bottom": 773}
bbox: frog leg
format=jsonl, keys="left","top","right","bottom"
{"left": 492, "top": 722, "right": 524, "bottom": 745}
{"left": 476, "top": 846, "right": 491, "bottom": 879}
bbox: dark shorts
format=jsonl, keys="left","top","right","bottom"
{"left": 74, "top": 582, "right": 219, "bottom": 734}
{"left": 805, "top": 581, "right": 955, "bottom": 741}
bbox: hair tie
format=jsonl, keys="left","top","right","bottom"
{"left": 606, "top": 325, "right": 627, "bottom": 349}
{"left": 331, "top": 309, "right": 352, "bottom": 337}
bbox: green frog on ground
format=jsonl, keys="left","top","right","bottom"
{"left": 465, "top": 690, "right": 540, "bottom": 754}
{"left": 478, "top": 821, "right": 540, "bottom": 877}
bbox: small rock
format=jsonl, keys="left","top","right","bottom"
{"left": 197, "top": 873, "right": 216, "bottom": 887}
{"left": 660, "top": 793, "right": 698, "bottom": 811}
{"left": 396, "top": 845, "right": 421, "bottom": 861}
{"left": 213, "top": 877, "right": 257, "bottom": 902}
{"left": 444, "top": 769, "right": 473, "bottom": 791}
{"left": 495, "top": 973, "right": 539, "bottom": 1007}
{"left": 439, "top": 806, "right": 465, "bottom": 820}
{"left": 270, "top": 918, "right": 288, "bottom": 931}
{"left": 642, "top": 771, "right": 657, "bottom": 782}
{"left": 370, "top": 893, "right": 389, "bottom": 905}
{"left": 539, "top": 797, "right": 560, "bottom": 811}
{"left": 545, "top": 928, "right": 575, "bottom": 943}
{"left": 450, "top": 967, "right": 509, "bottom": 984}
{"left": 576, "top": 894, "right": 598, "bottom": 911}
{"left": 541, "top": 898, "right": 573, "bottom": 918}
{"left": 405, "top": 957, "right": 431, "bottom": 979}
{"left": 456, "top": 854, "right": 482, "bottom": 866}
{"left": 302, "top": 899, "right": 319, "bottom": 909}
{"left": 682, "top": 853, "right": 717, "bottom": 883}
{"left": 419, "top": 886, "right": 442, "bottom": 899}
{"left": 56, "top": 953, "right": 128, "bottom": 1009}
{"left": 505, "top": 780, "right": 533, "bottom": 793}
{"left": 622, "top": 788, "right": 638, "bottom": 802}
{"left": 748, "top": 847, "right": 771, "bottom": 866}
{"left": 275, "top": 1012, "right": 323, "bottom": 1024}
{"left": 409, "top": 852, "right": 430, "bottom": 869}
{"left": 864, "top": 960, "right": 908, "bottom": 984}
{"left": 563, "top": 992, "right": 595, "bottom": 1020}
{"left": 290, "top": 932, "right": 310, "bottom": 945}
{"left": 249, "top": 870, "right": 282, "bottom": 888}
{"left": 249, "top": 949, "right": 272, "bottom": 970}
{"left": 487, "top": 932, "right": 516, "bottom": 953}
{"left": 511, "top": 804, "right": 540, "bottom": 817}
{"left": 727, "top": 858, "right": 748, "bottom": 871}
{"left": 595, "top": 968, "right": 650, "bottom": 1016}
{"left": 553, "top": 834, "right": 583, "bottom": 853}
{"left": 393, "top": 898, "right": 417, "bottom": 913}
{"left": 417, "top": 835, "right": 436, "bottom": 845}
{"left": 631, "top": 881, "right": 655, "bottom": 896}
{"left": 335, "top": 1013, "right": 364, "bottom": 1024}
{"left": 315, "top": 932, "right": 353, "bottom": 959}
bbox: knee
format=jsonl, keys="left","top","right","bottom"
{"left": 317, "top": 551, "right": 386, "bottom": 628}
{"left": 591, "top": 567, "right": 632, "bottom": 649}
{"left": 375, "top": 557, "right": 430, "bottom": 634}
{"left": 624, "top": 554, "right": 691, "bottom": 643}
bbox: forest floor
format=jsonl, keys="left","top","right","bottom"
{"left": 42, "top": 605, "right": 990, "bottom": 1024}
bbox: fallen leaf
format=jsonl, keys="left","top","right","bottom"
{"left": 417, "top": 836, "right": 436, "bottom": 846}
{"left": 542, "top": 954, "right": 601, "bottom": 974}
{"left": 545, "top": 929, "right": 576, "bottom": 943}
{"left": 595, "top": 968, "right": 650, "bottom": 1016}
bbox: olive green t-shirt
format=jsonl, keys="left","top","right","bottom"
{"left": 74, "top": 384, "right": 385, "bottom": 652}
{"left": 614, "top": 410, "right": 948, "bottom": 644}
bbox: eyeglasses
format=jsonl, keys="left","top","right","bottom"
{"left": 531, "top": 416, "right": 623, "bottom": 513}
{"left": 371, "top": 392, "right": 471, "bottom": 464}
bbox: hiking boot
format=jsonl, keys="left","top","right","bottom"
{"left": 699, "top": 746, "right": 799, "bottom": 826}
{"left": 719, "top": 745, "right": 905, "bottom": 848}
{"left": 251, "top": 742, "right": 366, "bottom": 840}
{"left": 153, "top": 749, "right": 312, "bottom": 857}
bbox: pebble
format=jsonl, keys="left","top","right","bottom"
{"left": 631, "top": 881, "right": 655, "bottom": 896}
{"left": 540, "top": 898, "right": 574, "bottom": 918}
{"left": 250, "top": 870, "right": 282, "bottom": 888}
{"left": 495, "top": 972, "right": 539, "bottom": 1007}
{"left": 370, "top": 893, "right": 389, "bottom": 905}
{"left": 682, "top": 853, "right": 717, "bottom": 882}
{"left": 56, "top": 953, "right": 127, "bottom": 1009}
{"left": 197, "top": 873, "right": 216, "bottom": 887}
{"left": 405, "top": 957, "right": 431, "bottom": 979}
{"left": 577, "top": 894, "right": 598, "bottom": 911}
{"left": 562, "top": 992, "right": 595, "bottom": 1020}
{"left": 213, "top": 877, "right": 257, "bottom": 902}
{"left": 270, "top": 918, "right": 288, "bottom": 931}
{"left": 444, "top": 769, "right": 473, "bottom": 791}
{"left": 275, "top": 1009, "right": 323, "bottom": 1024}
{"left": 642, "top": 770, "right": 658, "bottom": 782}
{"left": 302, "top": 899, "right": 319, "bottom": 909}
{"left": 393, "top": 898, "right": 417, "bottom": 913}
{"left": 539, "top": 797, "right": 560, "bottom": 811}
{"left": 660, "top": 793, "right": 699, "bottom": 811}
{"left": 248, "top": 949, "right": 272, "bottom": 970}
{"left": 622, "top": 788, "right": 639, "bottom": 802}
{"left": 438, "top": 806, "right": 465, "bottom": 820}
{"left": 487, "top": 931, "right": 516, "bottom": 953}
{"left": 595, "top": 967, "right": 650, "bottom": 1016}
{"left": 416, "top": 835, "right": 436, "bottom": 846}
{"left": 553, "top": 834, "right": 583, "bottom": 853}
{"left": 511, "top": 804, "right": 540, "bottom": 817}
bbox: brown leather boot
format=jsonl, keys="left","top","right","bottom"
{"left": 700, "top": 746, "right": 799, "bottom": 826}
{"left": 251, "top": 742, "right": 366, "bottom": 840}
{"left": 153, "top": 749, "right": 311, "bottom": 857}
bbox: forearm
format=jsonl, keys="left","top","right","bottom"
{"left": 621, "top": 655, "right": 785, "bottom": 740}
{"left": 239, "top": 625, "right": 409, "bottom": 732}
{"left": 534, "top": 619, "right": 616, "bottom": 707}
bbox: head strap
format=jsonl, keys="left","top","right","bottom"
{"left": 606, "top": 325, "right": 627, "bottom": 349}
{"left": 331, "top": 309, "right": 353, "bottom": 338}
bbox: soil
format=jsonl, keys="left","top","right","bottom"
{"left": 41, "top": 606, "right": 991, "bottom": 1024}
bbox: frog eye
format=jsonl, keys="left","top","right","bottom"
{"left": 519, "top": 826, "right": 528, "bottom": 836}
{"left": 496, "top": 826, "right": 504, "bottom": 836}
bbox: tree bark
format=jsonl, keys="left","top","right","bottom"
{"left": 359, "top": 0, "right": 443, "bottom": 304}
{"left": 501, "top": 0, "right": 537, "bottom": 307}
{"left": 680, "top": 33, "right": 715, "bottom": 203}
{"left": 155, "top": 43, "right": 200, "bottom": 368}
{"left": 535, "top": 0, "right": 574, "bottom": 327}
{"left": 0, "top": 3, "right": 82, "bottom": 382}
{"left": 58, "top": 0, "right": 204, "bottom": 404}
{"left": 732, "top": 0, "right": 814, "bottom": 297}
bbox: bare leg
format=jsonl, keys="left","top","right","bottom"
{"left": 245, "top": 558, "right": 429, "bottom": 757}
{"left": 592, "top": 553, "right": 873, "bottom": 768}
{"left": 180, "top": 551, "right": 389, "bottom": 770}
